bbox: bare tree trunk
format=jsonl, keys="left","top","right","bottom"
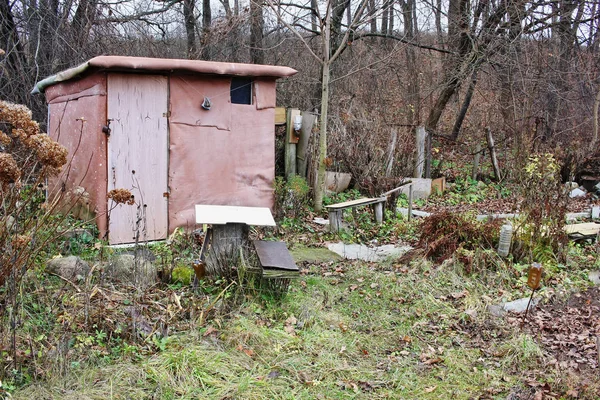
{"left": 450, "top": 69, "right": 477, "bottom": 140}
{"left": 486, "top": 127, "right": 501, "bottom": 181}
{"left": 201, "top": 0, "right": 212, "bottom": 60}
{"left": 0, "top": 0, "right": 29, "bottom": 105}
{"left": 435, "top": 0, "right": 443, "bottom": 45}
{"left": 593, "top": 85, "right": 600, "bottom": 149}
{"left": 403, "top": 0, "right": 419, "bottom": 124}
{"left": 425, "top": 0, "right": 471, "bottom": 132}
{"left": 183, "top": 0, "right": 197, "bottom": 58}
{"left": 388, "top": 1, "right": 394, "bottom": 34}
{"left": 381, "top": 0, "right": 389, "bottom": 34}
{"left": 220, "top": 0, "right": 231, "bottom": 17}
{"left": 250, "top": 0, "right": 264, "bottom": 64}
{"left": 312, "top": 0, "right": 318, "bottom": 32}
{"left": 314, "top": 11, "right": 332, "bottom": 213}
{"left": 369, "top": 0, "right": 377, "bottom": 33}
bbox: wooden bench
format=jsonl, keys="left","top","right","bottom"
{"left": 326, "top": 197, "right": 387, "bottom": 232}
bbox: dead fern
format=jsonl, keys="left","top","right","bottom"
{"left": 418, "top": 211, "right": 502, "bottom": 263}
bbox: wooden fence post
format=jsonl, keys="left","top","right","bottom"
{"left": 408, "top": 184, "right": 413, "bottom": 221}
{"left": 472, "top": 143, "right": 482, "bottom": 180}
{"left": 414, "top": 126, "right": 426, "bottom": 178}
{"left": 296, "top": 111, "right": 316, "bottom": 179}
{"left": 285, "top": 108, "right": 300, "bottom": 179}
{"left": 385, "top": 128, "right": 398, "bottom": 177}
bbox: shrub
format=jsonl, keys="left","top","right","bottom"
{"left": 512, "top": 153, "right": 568, "bottom": 267}
{"left": 418, "top": 211, "right": 502, "bottom": 264}
{"left": 0, "top": 100, "right": 70, "bottom": 288}
{"left": 273, "top": 175, "right": 310, "bottom": 219}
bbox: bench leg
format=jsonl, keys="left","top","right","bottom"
{"left": 329, "top": 210, "right": 343, "bottom": 232}
{"left": 374, "top": 202, "right": 383, "bottom": 224}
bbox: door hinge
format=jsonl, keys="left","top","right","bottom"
{"left": 163, "top": 111, "right": 171, "bottom": 118}
{"left": 103, "top": 119, "right": 112, "bottom": 136}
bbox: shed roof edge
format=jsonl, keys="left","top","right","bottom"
{"left": 32, "top": 56, "right": 298, "bottom": 94}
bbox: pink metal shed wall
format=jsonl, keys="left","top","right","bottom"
{"left": 46, "top": 74, "right": 108, "bottom": 237}
{"left": 168, "top": 77, "right": 277, "bottom": 230}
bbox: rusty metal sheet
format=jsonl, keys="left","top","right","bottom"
{"left": 168, "top": 105, "right": 275, "bottom": 231}
{"left": 253, "top": 241, "right": 298, "bottom": 271}
{"left": 46, "top": 73, "right": 108, "bottom": 238}
{"left": 169, "top": 76, "right": 231, "bottom": 131}
{"left": 254, "top": 78, "right": 277, "bottom": 110}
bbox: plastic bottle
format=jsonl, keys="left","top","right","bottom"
{"left": 497, "top": 222, "right": 513, "bottom": 258}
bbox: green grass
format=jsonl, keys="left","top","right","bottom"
{"left": 10, "top": 255, "right": 589, "bottom": 399}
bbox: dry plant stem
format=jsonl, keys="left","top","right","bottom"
{"left": 596, "top": 335, "right": 600, "bottom": 366}
{"left": 198, "top": 281, "right": 235, "bottom": 326}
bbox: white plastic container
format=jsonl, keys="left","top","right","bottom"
{"left": 497, "top": 222, "right": 513, "bottom": 258}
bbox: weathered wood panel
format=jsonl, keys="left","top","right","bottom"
{"left": 107, "top": 74, "right": 169, "bottom": 244}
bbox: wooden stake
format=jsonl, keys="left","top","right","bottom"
{"left": 414, "top": 126, "right": 426, "bottom": 178}
{"left": 472, "top": 143, "right": 481, "bottom": 180}
{"left": 408, "top": 184, "right": 413, "bottom": 221}
{"left": 486, "top": 127, "right": 501, "bottom": 181}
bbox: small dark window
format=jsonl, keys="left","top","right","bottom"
{"left": 230, "top": 77, "right": 253, "bottom": 105}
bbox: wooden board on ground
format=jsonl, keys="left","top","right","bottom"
{"left": 254, "top": 240, "right": 299, "bottom": 279}
{"left": 564, "top": 223, "right": 600, "bottom": 238}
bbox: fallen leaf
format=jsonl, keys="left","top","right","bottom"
{"left": 424, "top": 386, "right": 437, "bottom": 393}
{"left": 423, "top": 357, "right": 443, "bottom": 365}
{"left": 450, "top": 290, "right": 468, "bottom": 299}
{"left": 284, "top": 325, "right": 296, "bottom": 335}
{"left": 203, "top": 326, "right": 217, "bottom": 337}
{"left": 339, "top": 322, "right": 348, "bottom": 332}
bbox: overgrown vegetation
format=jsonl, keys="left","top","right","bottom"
{"left": 512, "top": 154, "right": 569, "bottom": 268}
{"left": 417, "top": 211, "right": 502, "bottom": 265}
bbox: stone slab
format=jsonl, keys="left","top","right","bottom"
{"left": 589, "top": 270, "right": 600, "bottom": 285}
{"left": 489, "top": 297, "right": 540, "bottom": 317}
{"left": 397, "top": 208, "right": 431, "bottom": 218}
{"left": 399, "top": 178, "right": 432, "bottom": 200}
{"left": 327, "top": 242, "right": 412, "bottom": 262}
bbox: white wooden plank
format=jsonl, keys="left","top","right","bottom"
{"left": 564, "top": 222, "right": 600, "bottom": 236}
{"left": 326, "top": 197, "right": 386, "bottom": 210}
{"left": 107, "top": 74, "right": 169, "bottom": 244}
{"left": 195, "top": 205, "right": 276, "bottom": 226}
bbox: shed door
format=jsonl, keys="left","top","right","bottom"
{"left": 107, "top": 74, "right": 169, "bottom": 244}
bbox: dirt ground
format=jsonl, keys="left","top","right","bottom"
{"left": 505, "top": 287, "right": 600, "bottom": 398}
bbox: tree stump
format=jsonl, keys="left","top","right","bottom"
{"left": 205, "top": 223, "right": 254, "bottom": 279}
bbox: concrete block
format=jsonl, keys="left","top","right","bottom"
{"left": 400, "top": 178, "right": 432, "bottom": 200}
{"left": 325, "top": 172, "right": 352, "bottom": 193}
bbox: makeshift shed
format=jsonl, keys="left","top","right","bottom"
{"left": 33, "top": 56, "right": 297, "bottom": 245}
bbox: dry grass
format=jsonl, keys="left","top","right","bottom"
{"left": 7, "top": 251, "right": 599, "bottom": 399}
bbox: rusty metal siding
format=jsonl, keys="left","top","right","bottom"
{"left": 107, "top": 73, "right": 169, "bottom": 244}
{"left": 167, "top": 79, "right": 276, "bottom": 231}
{"left": 46, "top": 74, "right": 109, "bottom": 237}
